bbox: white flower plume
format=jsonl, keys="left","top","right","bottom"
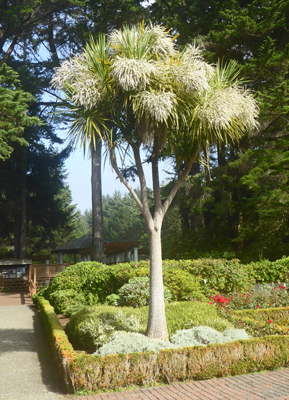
{"left": 140, "top": 91, "right": 176, "bottom": 122}
{"left": 172, "top": 44, "right": 214, "bottom": 94}
{"left": 144, "top": 24, "right": 176, "bottom": 57}
{"left": 197, "top": 86, "right": 259, "bottom": 132}
{"left": 51, "top": 54, "right": 103, "bottom": 109}
{"left": 109, "top": 23, "right": 176, "bottom": 59}
{"left": 110, "top": 57, "right": 156, "bottom": 91}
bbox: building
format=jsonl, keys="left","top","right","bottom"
{"left": 52, "top": 233, "right": 140, "bottom": 264}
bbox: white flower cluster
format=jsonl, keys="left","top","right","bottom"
{"left": 145, "top": 24, "right": 176, "bottom": 57}
{"left": 51, "top": 55, "right": 103, "bottom": 109}
{"left": 110, "top": 57, "right": 156, "bottom": 91}
{"left": 198, "top": 86, "right": 259, "bottom": 132}
{"left": 173, "top": 45, "right": 214, "bottom": 94}
{"left": 140, "top": 91, "right": 176, "bottom": 122}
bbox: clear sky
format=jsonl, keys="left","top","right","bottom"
{"left": 64, "top": 146, "right": 174, "bottom": 214}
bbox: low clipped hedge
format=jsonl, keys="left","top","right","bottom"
{"left": 35, "top": 296, "right": 289, "bottom": 394}
{"left": 71, "top": 335, "right": 289, "bottom": 391}
{"left": 35, "top": 297, "right": 76, "bottom": 392}
{"left": 232, "top": 306, "right": 289, "bottom": 337}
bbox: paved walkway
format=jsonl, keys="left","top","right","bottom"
{"left": 0, "top": 300, "right": 66, "bottom": 400}
{"left": 64, "top": 368, "right": 289, "bottom": 400}
{"left": 1, "top": 293, "right": 289, "bottom": 400}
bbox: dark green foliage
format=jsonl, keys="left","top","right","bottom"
{"left": 0, "top": 63, "right": 39, "bottom": 160}
{"left": 153, "top": 0, "right": 289, "bottom": 262}
{"left": 48, "top": 290, "right": 87, "bottom": 314}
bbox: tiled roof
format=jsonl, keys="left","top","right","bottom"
{"left": 52, "top": 234, "right": 92, "bottom": 253}
{"left": 52, "top": 234, "right": 140, "bottom": 255}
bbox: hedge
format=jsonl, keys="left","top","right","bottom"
{"left": 36, "top": 296, "right": 289, "bottom": 393}
{"left": 36, "top": 297, "right": 76, "bottom": 392}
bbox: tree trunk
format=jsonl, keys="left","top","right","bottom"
{"left": 14, "top": 161, "right": 26, "bottom": 259}
{"left": 19, "top": 166, "right": 27, "bottom": 259}
{"left": 146, "top": 217, "right": 169, "bottom": 341}
{"left": 91, "top": 140, "right": 105, "bottom": 262}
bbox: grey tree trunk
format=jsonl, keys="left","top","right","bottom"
{"left": 146, "top": 216, "right": 169, "bottom": 340}
{"left": 14, "top": 164, "right": 26, "bottom": 259}
{"left": 91, "top": 140, "right": 105, "bottom": 262}
{"left": 19, "top": 167, "right": 27, "bottom": 259}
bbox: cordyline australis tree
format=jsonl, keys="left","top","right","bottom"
{"left": 52, "top": 23, "right": 258, "bottom": 341}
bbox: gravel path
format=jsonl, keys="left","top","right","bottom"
{"left": 0, "top": 304, "right": 67, "bottom": 400}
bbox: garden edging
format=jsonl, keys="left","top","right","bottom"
{"left": 36, "top": 296, "right": 289, "bottom": 393}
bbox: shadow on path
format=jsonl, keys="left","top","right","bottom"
{"left": 0, "top": 305, "right": 66, "bottom": 400}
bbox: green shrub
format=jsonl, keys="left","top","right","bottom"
{"left": 165, "top": 301, "right": 233, "bottom": 336}
{"left": 105, "top": 293, "right": 120, "bottom": 305}
{"left": 63, "top": 304, "right": 86, "bottom": 317}
{"left": 250, "top": 256, "right": 289, "bottom": 284}
{"left": 162, "top": 268, "right": 207, "bottom": 301}
{"left": 65, "top": 305, "right": 148, "bottom": 351}
{"left": 118, "top": 277, "right": 171, "bottom": 307}
{"left": 162, "top": 259, "right": 256, "bottom": 295}
{"left": 48, "top": 290, "right": 86, "bottom": 314}
{"left": 66, "top": 302, "right": 233, "bottom": 352}
{"left": 32, "top": 285, "right": 51, "bottom": 303}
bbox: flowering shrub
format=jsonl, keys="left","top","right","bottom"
{"left": 208, "top": 285, "right": 289, "bottom": 312}
{"left": 228, "top": 286, "right": 288, "bottom": 311}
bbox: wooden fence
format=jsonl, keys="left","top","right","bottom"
{"left": 28, "top": 264, "right": 68, "bottom": 296}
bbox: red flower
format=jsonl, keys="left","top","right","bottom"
{"left": 231, "top": 296, "right": 233, "bottom": 299}
{"left": 279, "top": 285, "right": 286, "bottom": 290}
{"left": 242, "top": 294, "right": 246, "bottom": 296}
{"left": 208, "top": 302, "right": 214, "bottom": 305}
{"left": 244, "top": 300, "right": 247, "bottom": 304}
{"left": 257, "top": 305, "right": 260, "bottom": 308}
{"left": 268, "top": 320, "right": 272, "bottom": 323}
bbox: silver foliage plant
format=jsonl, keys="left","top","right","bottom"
{"left": 51, "top": 23, "right": 259, "bottom": 130}
{"left": 93, "top": 327, "right": 250, "bottom": 356}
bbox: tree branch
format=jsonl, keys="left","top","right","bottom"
{"left": 109, "top": 147, "right": 145, "bottom": 215}
{"left": 162, "top": 146, "right": 200, "bottom": 215}
{"left": 132, "top": 143, "right": 153, "bottom": 226}
{"left": 151, "top": 142, "right": 163, "bottom": 214}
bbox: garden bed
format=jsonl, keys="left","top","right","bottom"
{"left": 36, "top": 296, "right": 289, "bottom": 394}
